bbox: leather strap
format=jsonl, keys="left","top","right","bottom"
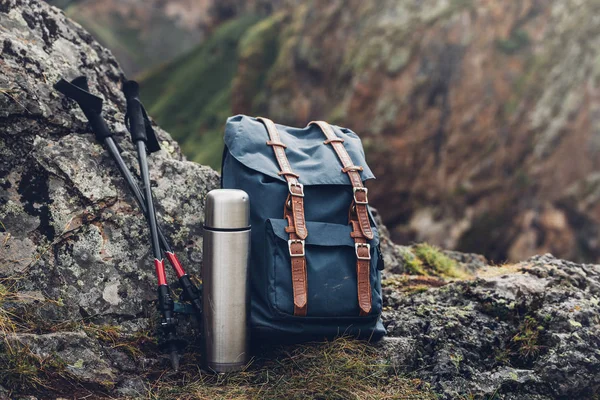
{"left": 259, "top": 117, "right": 308, "bottom": 240}
{"left": 287, "top": 215, "right": 308, "bottom": 316}
{"left": 258, "top": 117, "right": 308, "bottom": 316}
{"left": 310, "top": 120, "right": 373, "bottom": 315}
{"left": 308, "top": 121, "right": 374, "bottom": 240}
{"left": 351, "top": 221, "right": 372, "bottom": 315}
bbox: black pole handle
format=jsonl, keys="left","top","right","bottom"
{"left": 122, "top": 80, "right": 161, "bottom": 153}
{"left": 54, "top": 77, "right": 113, "bottom": 142}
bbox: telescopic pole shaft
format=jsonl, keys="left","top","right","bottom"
{"left": 104, "top": 139, "right": 202, "bottom": 314}
{"left": 104, "top": 139, "right": 172, "bottom": 250}
{"left": 136, "top": 141, "right": 162, "bottom": 261}
{"left": 135, "top": 140, "right": 179, "bottom": 370}
{"left": 54, "top": 76, "right": 189, "bottom": 371}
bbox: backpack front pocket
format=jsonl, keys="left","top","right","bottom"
{"left": 265, "top": 219, "right": 382, "bottom": 319}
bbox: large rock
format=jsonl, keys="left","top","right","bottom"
{"left": 0, "top": 1, "right": 219, "bottom": 395}
{"left": 6, "top": 331, "right": 116, "bottom": 385}
{"left": 382, "top": 254, "right": 600, "bottom": 399}
{"left": 0, "top": 0, "right": 219, "bottom": 331}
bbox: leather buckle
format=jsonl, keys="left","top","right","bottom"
{"left": 288, "top": 239, "right": 305, "bottom": 257}
{"left": 288, "top": 181, "right": 304, "bottom": 197}
{"left": 355, "top": 243, "right": 371, "bottom": 260}
{"left": 353, "top": 187, "right": 368, "bottom": 205}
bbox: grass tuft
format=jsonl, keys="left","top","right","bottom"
{"left": 493, "top": 315, "right": 547, "bottom": 369}
{"left": 382, "top": 275, "right": 446, "bottom": 295}
{"left": 400, "top": 247, "right": 427, "bottom": 275}
{"left": 0, "top": 279, "right": 72, "bottom": 392}
{"left": 511, "top": 316, "right": 544, "bottom": 358}
{"left": 412, "top": 244, "right": 468, "bottom": 278}
{"left": 84, "top": 323, "right": 157, "bottom": 360}
{"left": 0, "top": 276, "right": 437, "bottom": 399}
{"left": 149, "top": 337, "right": 435, "bottom": 400}
{"left": 0, "top": 279, "right": 18, "bottom": 343}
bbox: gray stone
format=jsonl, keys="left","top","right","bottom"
{"left": 114, "top": 376, "right": 148, "bottom": 397}
{"left": 0, "top": 0, "right": 217, "bottom": 395}
{"left": 375, "top": 336, "right": 418, "bottom": 370}
{"left": 382, "top": 254, "right": 600, "bottom": 399}
{"left": 6, "top": 331, "right": 116, "bottom": 385}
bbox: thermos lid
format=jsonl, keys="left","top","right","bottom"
{"left": 204, "top": 189, "right": 250, "bottom": 229}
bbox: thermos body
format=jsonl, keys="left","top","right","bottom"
{"left": 202, "top": 189, "right": 250, "bottom": 373}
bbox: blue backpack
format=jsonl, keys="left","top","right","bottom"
{"left": 221, "top": 115, "right": 385, "bottom": 341}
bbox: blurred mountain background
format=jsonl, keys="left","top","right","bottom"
{"left": 47, "top": 0, "right": 600, "bottom": 264}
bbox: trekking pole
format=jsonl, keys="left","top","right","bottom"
{"left": 54, "top": 77, "right": 203, "bottom": 314}
{"left": 54, "top": 77, "right": 187, "bottom": 370}
{"left": 120, "top": 80, "right": 182, "bottom": 370}
{"left": 105, "top": 133, "right": 203, "bottom": 316}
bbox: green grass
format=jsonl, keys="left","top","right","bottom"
{"left": 0, "top": 279, "right": 73, "bottom": 392}
{"left": 139, "top": 14, "right": 265, "bottom": 169}
{"left": 0, "top": 343, "right": 74, "bottom": 393}
{"left": 2, "top": 318, "right": 436, "bottom": 399}
{"left": 0, "top": 279, "right": 17, "bottom": 338}
{"left": 1, "top": 278, "right": 435, "bottom": 399}
{"left": 492, "top": 315, "right": 547, "bottom": 369}
{"left": 511, "top": 316, "right": 544, "bottom": 359}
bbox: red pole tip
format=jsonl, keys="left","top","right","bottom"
{"left": 165, "top": 251, "right": 186, "bottom": 278}
{"left": 154, "top": 259, "right": 167, "bottom": 286}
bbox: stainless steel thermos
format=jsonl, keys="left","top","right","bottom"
{"left": 202, "top": 189, "right": 251, "bottom": 372}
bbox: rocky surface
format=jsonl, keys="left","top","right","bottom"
{"left": 140, "top": 0, "right": 600, "bottom": 264}
{"left": 380, "top": 253, "right": 600, "bottom": 399}
{"left": 0, "top": 0, "right": 219, "bottom": 393}
{"left": 1, "top": 1, "right": 600, "bottom": 399}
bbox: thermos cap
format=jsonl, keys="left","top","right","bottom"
{"left": 205, "top": 189, "right": 250, "bottom": 230}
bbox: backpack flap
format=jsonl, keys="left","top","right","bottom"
{"left": 224, "top": 115, "right": 375, "bottom": 185}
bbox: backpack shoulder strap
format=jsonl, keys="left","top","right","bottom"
{"left": 257, "top": 117, "right": 308, "bottom": 316}
{"left": 308, "top": 121, "right": 374, "bottom": 240}
{"left": 309, "top": 120, "right": 373, "bottom": 315}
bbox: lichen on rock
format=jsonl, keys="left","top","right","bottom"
{"left": 382, "top": 254, "right": 600, "bottom": 399}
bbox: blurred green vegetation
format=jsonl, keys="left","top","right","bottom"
{"left": 139, "top": 14, "right": 266, "bottom": 169}
{"left": 496, "top": 29, "right": 530, "bottom": 54}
